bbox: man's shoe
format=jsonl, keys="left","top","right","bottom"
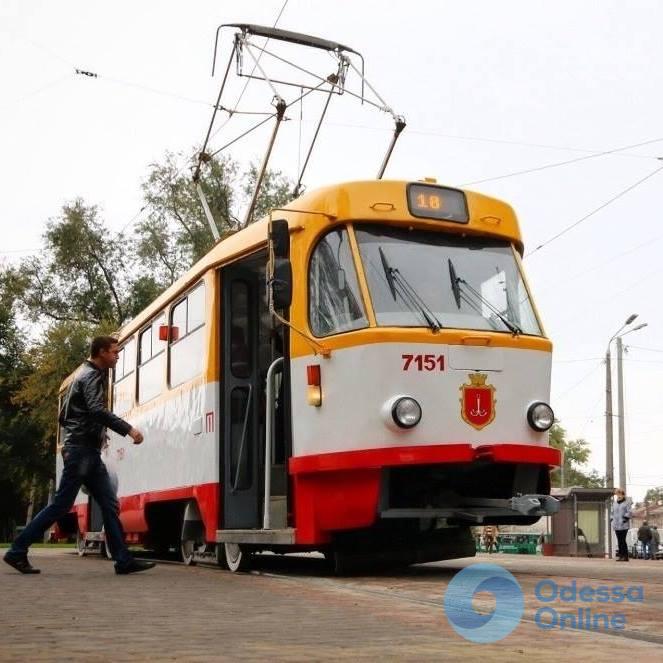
{"left": 3, "top": 551, "right": 40, "bottom": 574}
{"left": 115, "top": 559, "right": 156, "bottom": 575}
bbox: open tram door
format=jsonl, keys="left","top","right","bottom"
{"left": 219, "top": 235, "right": 292, "bottom": 568}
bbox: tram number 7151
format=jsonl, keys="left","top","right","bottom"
{"left": 402, "top": 354, "right": 445, "bottom": 371}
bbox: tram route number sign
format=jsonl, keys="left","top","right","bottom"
{"left": 402, "top": 353, "right": 445, "bottom": 371}
{"left": 406, "top": 183, "right": 469, "bottom": 223}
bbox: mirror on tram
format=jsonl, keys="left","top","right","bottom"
{"left": 270, "top": 219, "right": 290, "bottom": 259}
{"left": 272, "top": 259, "right": 292, "bottom": 309}
{"left": 268, "top": 219, "right": 292, "bottom": 310}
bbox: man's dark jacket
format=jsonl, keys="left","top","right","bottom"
{"left": 59, "top": 360, "right": 132, "bottom": 449}
{"left": 638, "top": 525, "right": 652, "bottom": 542}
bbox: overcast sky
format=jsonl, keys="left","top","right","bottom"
{"left": 2, "top": 0, "right": 662, "bottom": 500}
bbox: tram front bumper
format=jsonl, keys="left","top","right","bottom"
{"left": 380, "top": 493, "right": 560, "bottom": 523}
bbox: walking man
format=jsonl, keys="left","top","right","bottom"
{"left": 4, "top": 336, "right": 155, "bottom": 576}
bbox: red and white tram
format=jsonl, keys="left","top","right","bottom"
{"left": 57, "top": 179, "right": 560, "bottom": 572}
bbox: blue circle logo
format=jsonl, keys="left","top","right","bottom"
{"left": 444, "top": 563, "right": 524, "bottom": 643}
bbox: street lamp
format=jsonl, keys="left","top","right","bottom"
{"left": 616, "top": 322, "right": 648, "bottom": 490}
{"left": 605, "top": 314, "right": 639, "bottom": 490}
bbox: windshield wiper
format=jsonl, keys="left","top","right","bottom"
{"left": 448, "top": 259, "right": 462, "bottom": 309}
{"left": 447, "top": 258, "right": 522, "bottom": 335}
{"left": 379, "top": 246, "right": 443, "bottom": 332}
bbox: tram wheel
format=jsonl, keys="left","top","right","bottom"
{"left": 224, "top": 543, "right": 251, "bottom": 572}
{"left": 180, "top": 539, "right": 197, "bottom": 566}
{"left": 76, "top": 531, "right": 87, "bottom": 557}
{"left": 214, "top": 544, "right": 227, "bottom": 568}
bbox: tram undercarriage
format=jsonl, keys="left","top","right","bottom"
{"left": 213, "top": 454, "right": 559, "bottom": 573}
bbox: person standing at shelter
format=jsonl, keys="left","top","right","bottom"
{"left": 611, "top": 488, "right": 632, "bottom": 562}
{"left": 4, "top": 336, "right": 155, "bottom": 576}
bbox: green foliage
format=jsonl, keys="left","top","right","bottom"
{"left": 549, "top": 423, "right": 605, "bottom": 488}
{"left": 14, "top": 321, "right": 104, "bottom": 445}
{"left": 134, "top": 151, "right": 294, "bottom": 289}
{"left": 14, "top": 200, "right": 131, "bottom": 327}
{"left": 241, "top": 163, "right": 295, "bottom": 224}
{"left": 644, "top": 487, "right": 663, "bottom": 504}
{"left": 0, "top": 273, "right": 47, "bottom": 539}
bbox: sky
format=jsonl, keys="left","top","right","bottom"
{"left": 1, "top": 0, "right": 662, "bottom": 500}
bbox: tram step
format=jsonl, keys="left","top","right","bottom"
{"left": 270, "top": 495, "right": 287, "bottom": 529}
{"left": 216, "top": 528, "right": 295, "bottom": 545}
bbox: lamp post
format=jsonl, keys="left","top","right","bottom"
{"left": 605, "top": 314, "right": 638, "bottom": 490}
{"left": 616, "top": 322, "right": 648, "bottom": 491}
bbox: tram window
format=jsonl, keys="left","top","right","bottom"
{"left": 230, "top": 281, "right": 252, "bottom": 379}
{"left": 355, "top": 226, "right": 543, "bottom": 336}
{"left": 308, "top": 228, "right": 368, "bottom": 337}
{"left": 113, "top": 338, "right": 135, "bottom": 416}
{"left": 188, "top": 284, "right": 205, "bottom": 331}
{"left": 138, "top": 314, "right": 166, "bottom": 404}
{"left": 171, "top": 299, "right": 187, "bottom": 342}
{"left": 169, "top": 283, "right": 205, "bottom": 388}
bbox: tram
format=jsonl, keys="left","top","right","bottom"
{"left": 56, "top": 178, "right": 561, "bottom": 571}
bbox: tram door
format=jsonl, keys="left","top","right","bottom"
{"left": 222, "top": 263, "right": 261, "bottom": 529}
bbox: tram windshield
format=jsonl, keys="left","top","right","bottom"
{"left": 354, "top": 225, "right": 542, "bottom": 335}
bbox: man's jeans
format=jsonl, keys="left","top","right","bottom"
{"left": 11, "top": 445, "right": 132, "bottom": 567}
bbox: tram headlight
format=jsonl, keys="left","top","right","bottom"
{"left": 527, "top": 402, "right": 554, "bottom": 432}
{"left": 391, "top": 397, "right": 422, "bottom": 429}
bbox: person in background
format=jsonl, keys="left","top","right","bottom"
{"left": 611, "top": 488, "right": 632, "bottom": 562}
{"left": 638, "top": 520, "right": 653, "bottom": 560}
{"left": 651, "top": 525, "right": 660, "bottom": 559}
{"left": 4, "top": 336, "right": 155, "bottom": 576}
{"left": 482, "top": 524, "right": 498, "bottom": 553}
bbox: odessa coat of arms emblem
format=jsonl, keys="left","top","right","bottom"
{"left": 459, "top": 372, "right": 496, "bottom": 430}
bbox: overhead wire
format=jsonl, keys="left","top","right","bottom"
{"left": 1, "top": 74, "right": 72, "bottom": 108}
{"left": 627, "top": 346, "right": 663, "bottom": 354}
{"left": 524, "top": 163, "right": 663, "bottom": 258}
{"left": 553, "top": 361, "right": 603, "bottom": 401}
{"left": 460, "top": 136, "right": 663, "bottom": 187}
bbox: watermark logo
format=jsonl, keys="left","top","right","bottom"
{"left": 444, "top": 563, "right": 524, "bottom": 643}
{"left": 444, "top": 564, "right": 645, "bottom": 643}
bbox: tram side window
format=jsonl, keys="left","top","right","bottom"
{"left": 113, "top": 338, "right": 135, "bottom": 417}
{"left": 138, "top": 314, "right": 166, "bottom": 404}
{"left": 170, "top": 283, "right": 206, "bottom": 387}
{"left": 308, "top": 228, "right": 368, "bottom": 337}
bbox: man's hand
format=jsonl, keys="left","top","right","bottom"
{"left": 129, "top": 428, "right": 144, "bottom": 445}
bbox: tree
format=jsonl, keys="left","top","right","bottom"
{"left": 135, "top": 151, "right": 294, "bottom": 288}
{"left": 549, "top": 423, "right": 605, "bottom": 488}
{"left": 643, "top": 487, "right": 663, "bottom": 505}
{"left": 14, "top": 200, "right": 133, "bottom": 328}
{"left": 14, "top": 320, "right": 108, "bottom": 445}
{"left": 240, "top": 163, "right": 294, "bottom": 223}
{"left": 0, "top": 271, "right": 47, "bottom": 539}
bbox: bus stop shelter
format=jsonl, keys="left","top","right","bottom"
{"left": 548, "top": 487, "right": 614, "bottom": 557}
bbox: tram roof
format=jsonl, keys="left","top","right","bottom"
{"left": 59, "top": 179, "right": 525, "bottom": 389}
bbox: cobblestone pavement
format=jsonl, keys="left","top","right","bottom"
{"left": 1, "top": 549, "right": 662, "bottom": 661}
